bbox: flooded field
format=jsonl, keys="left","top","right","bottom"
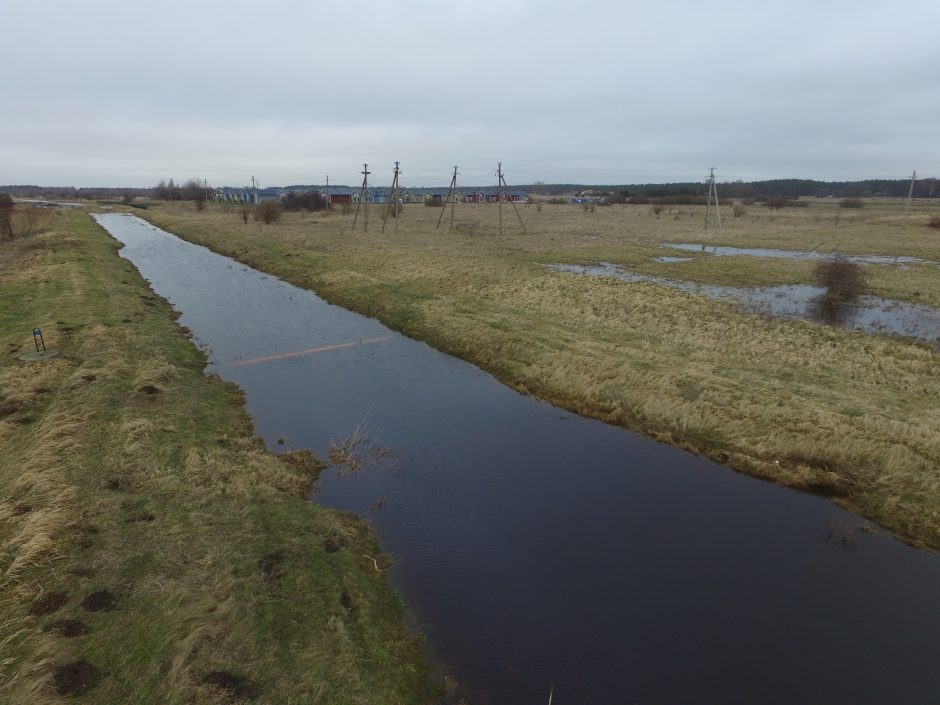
{"left": 662, "top": 242, "right": 939, "bottom": 267}
{"left": 97, "top": 214, "right": 940, "bottom": 705}
{"left": 550, "top": 262, "right": 940, "bottom": 346}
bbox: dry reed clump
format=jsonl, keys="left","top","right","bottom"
{"left": 928, "top": 215, "right": 940, "bottom": 230}
{"left": 182, "top": 444, "right": 319, "bottom": 497}
{"left": 813, "top": 256, "right": 865, "bottom": 299}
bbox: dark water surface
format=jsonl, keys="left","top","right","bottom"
{"left": 97, "top": 214, "right": 940, "bottom": 705}
{"left": 550, "top": 262, "right": 940, "bottom": 346}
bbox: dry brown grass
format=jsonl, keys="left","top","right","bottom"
{"left": 139, "top": 198, "right": 940, "bottom": 548}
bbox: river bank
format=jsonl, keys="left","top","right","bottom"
{"left": 140, "top": 201, "right": 940, "bottom": 549}
{"left": 0, "top": 211, "right": 429, "bottom": 703}
{"left": 93, "top": 212, "right": 940, "bottom": 705}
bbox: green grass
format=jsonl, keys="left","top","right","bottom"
{"left": 0, "top": 211, "right": 430, "bottom": 703}
{"left": 139, "top": 199, "right": 940, "bottom": 550}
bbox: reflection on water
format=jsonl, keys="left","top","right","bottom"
{"left": 96, "top": 214, "right": 940, "bottom": 705}
{"left": 662, "top": 242, "right": 938, "bottom": 266}
{"left": 549, "top": 262, "right": 940, "bottom": 346}
{"left": 808, "top": 296, "right": 852, "bottom": 326}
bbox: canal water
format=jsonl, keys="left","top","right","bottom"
{"left": 96, "top": 214, "right": 940, "bottom": 705}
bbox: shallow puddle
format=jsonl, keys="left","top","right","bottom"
{"left": 663, "top": 242, "right": 938, "bottom": 266}
{"left": 550, "top": 262, "right": 940, "bottom": 345}
{"left": 652, "top": 255, "right": 694, "bottom": 263}
{"left": 96, "top": 214, "right": 940, "bottom": 705}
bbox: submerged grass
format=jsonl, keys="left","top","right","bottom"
{"left": 139, "top": 199, "right": 940, "bottom": 549}
{"left": 0, "top": 211, "right": 430, "bottom": 703}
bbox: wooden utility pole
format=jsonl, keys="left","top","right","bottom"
{"left": 436, "top": 165, "right": 459, "bottom": 230}
{"left": 352, "top": 163, "right": 371, "bottom": 231}
{"left": 905, "top": 169, "right": 917, "bottom": 215}
{"left": 251, "top": 176, "right": 258, "bottom": 211}
{"left": 204, "top": 178, "right": 209, "bottom": 204}
{"left": 496, "top": 163, "right": 528, "bottom": 236}
{"left": 382, "top": 162, "right": 402, "bottom": 235}
{"left": 325, "top": 175, "right": 331, "bottom": 210}
{"left": 704, "top": 167, "right": 721, "bottom": 234}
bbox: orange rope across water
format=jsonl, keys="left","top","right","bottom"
{"left": 229, "top": 336, "right": 392, "bottom": 367}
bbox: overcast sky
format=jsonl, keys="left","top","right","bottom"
{"left": 3, "top": 0, "right": 938, "bottom": 187}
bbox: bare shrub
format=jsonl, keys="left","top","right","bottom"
{"left": 839, "top": 198, "right": 864, "bottom": 209}
{"left": 733, "top": 204, "right": 747, "bottom": 217}
{"left": 650, "top": 204, "right": 664, "bottom": 216}
{"left": 927, "top": 215, "right": 940, "bottom": 230}
{"left": 255, "top": 201, "right": 279, "bottom": 224}
{"left": 813, "top": 255, "right": 865, "bottom": 300}
{"left": 765, "top": 197, "right": 788, "bottom": 210}
{"left": 239, "top": 205, "right": 250, "bottom": 224}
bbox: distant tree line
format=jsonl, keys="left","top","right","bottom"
{"left": 524, "top": 178, "right": 939, "bottom": 200}
{"left": 0, "top": 185, "right": 151, "bottom": 200}
{"left": 152, "top": 178, "right": 208, "bottom": 205}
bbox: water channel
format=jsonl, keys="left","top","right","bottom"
{"left": 96, "top": 214, "right": 940, "bottom": 705}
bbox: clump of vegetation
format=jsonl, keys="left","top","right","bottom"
{"left": 840, "top": 198, "right": 864, "bottom": 209}
{"left": 733, "top": 204, "right": 747, "bottom": 218}
{"left": 814, "top": 255, "right": 865, "bottom": 300}
{"left": 239, "top": 204, "right": 250, "bottom": 224}
{"left": 765, "top": 197, "right": 789, "bottom": 210}
{"left": 255, "top": 200, "right": 279, "bottom": 224}
{"left": 927, "top": 215, "right": 940, "bottom": 230}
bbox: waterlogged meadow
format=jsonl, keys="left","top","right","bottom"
{"left": 141, "top": 197, "right": 940, "bottom": 548}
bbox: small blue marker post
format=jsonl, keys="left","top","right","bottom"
{"left": 33, "top": 327, "right": 45, "bottom": 352}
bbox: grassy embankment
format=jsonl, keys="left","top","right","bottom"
{"left": 141, "top": 199, "right": 940, "bottom": 549}
{"left": 0, "top": 210, "right": 429, "bottom": 703}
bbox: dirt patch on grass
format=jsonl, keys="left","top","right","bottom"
{"left": 53, "top": 660, "right": 102, "bottom": 696}
{"left": 47, "top": 619, "right": 90, "bottom": 637}
{"left": 323, "top": 536, "right": 344, "bottom": 553}
{"left": 0, "top": 401, "right": 24, "bottom": 418}
{"left": 30, "top": 591, "right": 69, "bottom": 616}
{"left": 257, "top": 550, "right": 285, "bottom": 580}
{"left": 201, "top": 671, "right": 261, "bottom": 700}
{"left": 81, "top": 590, "right": 115, "bottom": 612}
{"left": 138, "top": 385, "right": 161, "bottom": 395}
